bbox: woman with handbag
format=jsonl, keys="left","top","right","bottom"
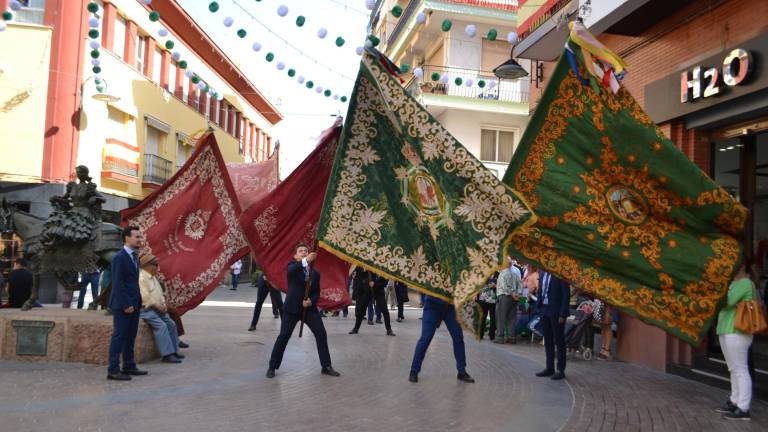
{"left": 714, "top": 257, "right": 765, "bottom": 421}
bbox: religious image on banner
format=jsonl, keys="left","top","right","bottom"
{"left": 239, "top": 119, "right": 351, "bottom": 311}
{"left": 502, "top": 22, "right": 747, "bottom": 345}
{"left": 122, "top": 133, "right": 249, "bottom": 315}
{"left": 226, "top": 144, "right": 280, "bottom": 210}
{"left": 316, "top": 51, "right": 536, "bottom": 336}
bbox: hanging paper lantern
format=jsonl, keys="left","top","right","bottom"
{"left": 179, "top": 60, "right": 188, "bottom": 69}
{"left": 237, "top": 29, "right": 247, "bottom": 38}
{"left": 217, "top": 92, "right": 224, "bottom": 101}
{"left": 184, "top": 69, "right": 194, "bottom": 78}
{"left": 365, "top": 0, "right": 376, "bottom": 10}
{"left": 487, "top": 28, "right": 497, "bottom": 41}
{"left": 355, "top": 46, "right": 364, "bottom": 56}
{"left": 464, "top": 24, "right": 476, "bottom": 38}
{"left": 441, "top": 19, "right": 452, "bottom": 32}
{"left": 507, "top": 31, "right": 518, "bottom": 44}
{"left": 96, "top": 86, "right": 104, "bottom": 93}
{"left": 297, "top": 75, "right": 305, "bottom": 84}
{"left": 287, "top": 68, "right": 296, "bottom": 77}
{"left": 88, "top": 29, "right": 99, "bottom": 39}
{"left": 158, "top": 28, "right": 169, "bottom": 37}
{"left": 203, "top": 84, "right": 210, "bottom": 92}
{"left": 276, "top": 61, "right": 285, "bottom": 70}
{"left": 172, "top": 51, "right": 181, "bottom": 61}
{"left": 430, "top": 72, "right": 440, "bottom": 82}
{"left": 335, "top": 37, "right": 345, "bottom": 47}
{"left": 165, "top": 40, "right": 174, "bottom": 50}
{"left": 340, "top": 96, "right": 348, "bottom": 102}
{"left": 90, "top": 49, "right": 100, "bottom": 58}
{"left": 92, "top": 66, "right": 101, "bottom": 74}
{"left": 208, "top": 2, "right": 220, "bottom": 13}
{"left": 265, "top": 52, "right": 275, "bottom": 62}
{"left": 416, "top": 12, "right": 427, "bottom": 24}
{"left": 315, "top": 86, "right": 322, "bottom": 94}
{"left": 333, "top": 94, "right": 339, "bottom": 100}
{"left": 140, "top": 0, "right": 152, "bottom": 4}
{"left": 306, "top": 80, "right": 314, "bottom": 89}
{"left": 197, "top": 82, "right": 206, "bottom": 90}
{"left": 465, "top": 78, "right": 474, "bottom": 87}
{"left": 400, "top": 63, "right": 409, "bottom": 73}
{"left": 392, "top": 5, "right": 403, "bottom": 17}
{"left": 95, "top": 78, "right": 103, "bottom": 85}
{"left": 277, "top": 5, "right": 289, "bottom": 17}
{"left": 296, "top": 16, "right": 305, "bottom": 27}
{"left": 2, "top": 11, "right": 12, "bottom": 21}
{"left": 478, "top": 79, "right": 486, "bottom": 88}
{"left": 191, "top": 75, "right": 200, "bottom": 84}
{"left": 91, "top": 58, "right": 100, "bottom": 66}
{"left": 488, "top": 80, "right": 497, "bottom": 88}
{"left": 252, "top": 41, "right": 262, "bottom": 52}
{"left": 368, "top": 35, "right": 380, "bottom": 46}
{"left": 413, "top": 67, "right": 423, "bottom": 78}
{"left": 364, "top": 40, "right": 373, "bottom": 49}
{"left": 454, "top": 77, "right": 462, "bottom": 86}
{"left": 87, "top": 2, "right": 98, "bottom": 13}
{"left": 317, "top": 28, "right": 328, "bottom": 39}
{"left": 0, "top": 21, "right": 6, "bottom": 32}
{"left": 440, "top": 75, "right": 449, "bottom": 84}
{"left": 324, "top": 89, "right": 332, "bottom": 97}
{"left": 89, "top": 40, "right": 100, "bottom": 49}
{"left": 149, "top": 11, "right": 160, "bottom": 22}
{"left": 88, "top": 17, "right": 99, "bottom": 28}
{"left": 223, "top": 16, "right": 234, "bottom": 27}
{"left": 9, "top": 0, "right": 21, "bottom": 11}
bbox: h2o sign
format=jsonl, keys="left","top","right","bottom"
{"left": 681, "top": 48, "right": 753, "bottom": 103}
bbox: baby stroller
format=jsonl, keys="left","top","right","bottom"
{"left": 565, "top": 300, "right": 596, "bottom": 361}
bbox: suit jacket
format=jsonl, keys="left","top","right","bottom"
{"left": 283, "top": 259, "right": 320, "bottom": 315}
{"left": 352, "top": 267, "right": 385, "bottom": 302}
{"left": 108, "top": 248, "right": 142, "bottom": 311}
{"left": 537, "top": 272, "right": 570, "bottom": 318}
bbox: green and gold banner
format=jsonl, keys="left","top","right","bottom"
{"left": 318, "top": 52, "right": 536, "bottom": 334}
{"left": 503, "top": 41, "right": 747, "bottom": 345}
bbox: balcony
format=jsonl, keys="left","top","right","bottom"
{"left": 142, "top": 154, "right": 173, "bottom": 188}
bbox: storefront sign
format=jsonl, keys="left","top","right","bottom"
{"left": 681, "top": 48, "right": 753, "bottom": 102}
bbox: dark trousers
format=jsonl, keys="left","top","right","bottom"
{"left": 397, "top": 302, "right": 405, "bottom": 319}
{"left": 77, "top": 272, "right": 100, "bottom": 309}
{"left": 367, "top": 299, "right": 382, "bottom": 322}
{"left": 478, "top": 301, "right": 496, "bottom": 339}
{"left": 108, "top": 310, "right": 140, "bottom": 374}
{"left": 410, "top": 301, "right": 466, "bottom": 374}
{"left": 269, "top": 310, "right": 331, "bottom": 370}
{"left": 542, "top": 314, "right": 566, "bottom": 372}
{"left": 251, "top": 284, "right": 284, "bottom": 328}
{"left": 354, "top": 288, "right": 392, "bottom": 332}
{"left": 231, "top": 273, "right": 240, "bottom": 289}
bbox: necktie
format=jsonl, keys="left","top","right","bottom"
{"left": 542, "top": 272, "right": 550, "bottom": 305}
{"left": 131, "top": 251, "right": 139, "bottom": 270}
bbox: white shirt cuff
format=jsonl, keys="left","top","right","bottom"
{"left": 302, "top": 257, "right": 309, "bottom": 267}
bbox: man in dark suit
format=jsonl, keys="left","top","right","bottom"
{"left": 107, "top": 226, "right": 148, "bottom": 381}
{"left": 248, "top": 273, "right": 283, "bottom": 331}
{"left": 535, "top": 271, "right": 571, "bottom": 380}
{"left": 348, "top": 267, "right": 395, "bottom": 336}
{"left": 266, "top": 243, "right": 340, "bottom": 378}
{"left": 7, "top": 258, "right": 33, "bottom": 308}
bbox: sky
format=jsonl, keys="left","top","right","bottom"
{"left": 177, "top": 0, "right": 372, "bottom": 177}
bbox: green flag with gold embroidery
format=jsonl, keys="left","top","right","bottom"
{"left": 317, "top": 51, "right": 536, "bottom": 335}
{"left": 502, "top": 29, "right": 747, "bottom": 345}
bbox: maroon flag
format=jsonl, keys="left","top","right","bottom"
{"left": 240, "top": 119, "right": 351, "bottom": 310}
{"left": 122, "top": 133, "right": 249, "bottom": 315}
{"left": 226, "top": 146, "right": 280, "bottom": 210}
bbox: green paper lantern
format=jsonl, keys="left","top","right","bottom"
{"left": 454, "top": 77, "right": 463, "bottom": 85}
{"left": 430, "top": 72, "right": 440, "bottom": 82}
{"left": 392, "top": 5, "right": 403, "bottom": 17}
{"left": 203, "top": 84, "right": 210, "bottom": 92}
{"left": 88, "top": 29, "right": 99, "bottom": 39}
{"left": 149, "top": 11, "right": 160, "bottom": 22}
{"left": 368, "top": 35, "right": 380, "bottom": 47}
{"left": 191, "top": 76, "right": 200, "bottom": 84}
{"left": 237, "top": 29, "right": 247, "bottom": 38}
{"left": 87, "top": 2, "right": 98, "bottom": 13}
{"left": 324, "top": 89, "right": 331, "bottom": 97}
{"left": 165, "top": 40, "right": 174, "bottom": 50}
{"left": 2, "top": 11, "right": 12, "bottom": 21}
{"left": 441, "top": 19, "right": 452, "bottom": 32}
{"left": 487, "top": 28, "right": 497, "bottom": 41}
{"left": 265, "top": 52, "right": 274, "bottom": 62}
{"left": 90, "top": 49, "right": 100, "bottom": 58}
{"left": 208, "top": 2, "right": 220, "bottom": 13}
{"left": 287, "top": 68, "right": 296, "bottom": 77}
{"left": 335, "top": 37, "right": 345, "bottom": 47}
{"left": 92, "top": 66, "right": 101, "bottom": 74}
{"left": 179, "top": 60, "right": 188, "bottom": 69}
{"left": 95, "top": 78, "right": 103, "bottom": 85}
{"left": 478, "top": 79, "right": 486, "bottom": 88}
{"left": 96, "top": 86, "right": 104, "bottom": 93}
{"left": 340, "top": 96, "right": 347, "bottom": 102}
{"left": 306, "top": 81, "right": 314, "bottom": 89}
{"left": 400, "top": 63, "right": 409, "bottom": 73}
{"left": 295, "top": 16, "right": 305, "bottom": 27}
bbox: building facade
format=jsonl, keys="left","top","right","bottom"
{"left": 373, "top": 0, "right": 529, "bottom": 179}
{"left": 513, "top": 0, "right": 767, "bottom": 397}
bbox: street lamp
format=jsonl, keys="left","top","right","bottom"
{"left": 493, "top": 52, "right": 529, "bottom": 80}
{"left": 81, "top": 76, "right": 120, "bottom": 107}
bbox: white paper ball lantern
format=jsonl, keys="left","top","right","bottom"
{"left": 172, "top": 51, "right": 181, "bottom": 61}
{"left": 317, "top": 28, "right": 328, "bottom": 39}
{"left": 0, "top": 21, "right": 6, "bottom": 32}
{"left": 158, "top": 28, "right": 169, "bottom": 37}
{"left": 276, "top": 62, "right": 285, "bottom": 70}
{"left": 416, "top": 12, "right": 426, "bottom": 24}
{"left": 355, "top": 46, "right": 364, "bottom": 56}
{"left": 297, "top": 75, "right": 305, "bottom": 84}
{"left": 197, "top": 82, "right": 206, "bottom": 90}
{"left": 333, "top": 94, "right": 339, "bottom": 100}
{"left": 440, "top": 75, "right": 449, "bottom": 84}
{"left": 252, "top": 42, "right": 262, "bottom": 52}
{"left": 9, "top": 1, "right": 22, "bottom": 11}
{"left": 365, "top": 0, "right": 376, "bottom": 10}
{"left": 413, "top": 67, "right": 423, "bottom": 78}
{"left": 89, "top": 40, "right": 100, "bottom": 49}
{"left": 141, "top": 0, "right": 153, "bottom": 5}
{"left": 88, "top": 17, "right": 99, "bottom": 28}
{"left": 277, "top": 5, "right": 289, "bottom": 17}
{"left": 465, "top": 78, "right": 474, "bottom": 87}
{"left": 464, "top": 24, "right": 476, "bottom": 38}
{"left": 507, "top": 31, "right": 518, "bottom": 44}
{"left": 223, "top": 17, "right": 234, "bottom": 27}
{"left": 488, "top": 80, "right": 497, "bottom": 89}
{"left": 91, "top": 58, "right": 100, "bottom": 66}
{"left": 185, "top": 69, "right": 194, "bottom": 78}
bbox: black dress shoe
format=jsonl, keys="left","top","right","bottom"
{"left": 367, "top": 320, "right": 374, "bottom": 325}
{"left": 122, "top": 368, "right": 148, "bottom": 376}
{"left": 375, "top": 319, "right": 383, "bottom": 324}
{"left": 273, "top": 315, "right": 279, "bottom": 319}
{"left": 266, "top": 368, "right": 275, "bottom": 378}
{"left": 178, "top": 341, "right": 189, "bottom": 348}
{"left": 348, "top": 329, "right": 359, "bottom": 334}
{"left": 551, "top": 371, "right": 566, "bottom": 380}
{"left": 714, "top": 400, "right": 737, "bottom": 413}
{"left": 321, "top": 367, "right": 340, "bottom": 377}
{"left": 408, "top": 371, "right": 418, "bottom": 383}
{"left": 535, "top": 368, "right": 555, "bottom": 377}
{"left": 723, "top": 408, "right": 750, "bottom": 421}
{"left": 107, "top": 372, "right": 132, "bottom": 381}
{"left": 386, "top": 330, "right": 396, "bottom": 336}
{"left": 162, "top": 355, "right": 182, "bottom": 364}
{"left": 457, "top": 372, "right": 475, "bottom": 383}
{"left": 174, "top": 352, "right": 185, "bottom": 359}
{"left": 396, "top": 317, "right": 403, "bottom": 322}
{"left": 248, "top": 326, "right": 256, "bottom": 331}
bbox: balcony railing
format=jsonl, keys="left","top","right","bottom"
{"left": 406, "top": 65, "right": 529, "bottom": 104}
{"left": 143, "top": 154, "right": 173, "bottom": 185}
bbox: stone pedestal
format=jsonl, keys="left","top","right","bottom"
{"left": 0, "top": 308, "right": 159, "bottom": 365}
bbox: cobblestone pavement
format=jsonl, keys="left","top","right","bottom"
{"left": 1, "top": 284, "right": 766, "bottom": 432}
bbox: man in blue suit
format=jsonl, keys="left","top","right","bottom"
{"left": 107, "top": 226, "right": 148, "bottom": 381}
{"left": 535, "top": 271, "right": 571, "bottom": 380}
{"left": 248, "top": 273, "right": 283, "bottom": 331}
{"left": 266, "top": 243, "right": 340, "bottom": 378}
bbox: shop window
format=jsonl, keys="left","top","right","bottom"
{"left": 480, "top": 128, "right": 516, "bottom": 163}
{"left": 713, "top": 138, "right": 742, "bottom": 200}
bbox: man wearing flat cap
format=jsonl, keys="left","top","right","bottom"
{"left": 138, "top": 251, "right": 184, "bottom": 364}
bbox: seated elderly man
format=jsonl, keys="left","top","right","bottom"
{"left": 138, "top": 252, "right": 183, "bottom": 364}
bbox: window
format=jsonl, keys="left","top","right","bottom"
{"left": 108, "top": 107, "right": 127, "bottom": 141}
{"left": 15, "top": 0, "right": 45, "bottom": 25}
{"left": 175, "top": 133, "right": 190, "bottom": 171}
{"left": 113, "top": 14, "right": 126, "bottom": 60}
{"left": 136, "top": 35, "right": 147, "bottom": 72}
{"left": 480, "top": 128, "right": 516, "bottom": 163}
{"left": 181, "top": 73, "right": 189, "bottom": 103}
{"left": 167, "top": 61, "right": 177, "bottom": 94}
{"left": 152, "top": 46, "right": 162, "bottom": 84}
{"left": 481, "top": 39, "right": 509, "bottom": 72}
